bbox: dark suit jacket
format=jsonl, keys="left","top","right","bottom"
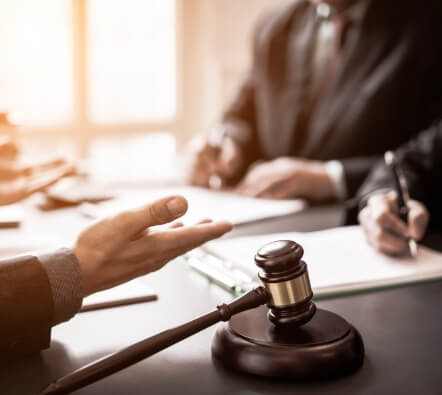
{"left": 0, "top": 255, "right": 53, "bottom": 362}
{"left": 220, "top": 0, "right": 442, "bottom": 196}
{"left": 354, "top": 119, "right": 442, "bottom": 231}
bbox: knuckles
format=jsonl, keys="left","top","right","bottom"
{"left": 373, "top": 210, "right": 389, "bottom": 227}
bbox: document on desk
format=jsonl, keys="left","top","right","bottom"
{"left": 81, "top": 280, "right": 157, "bottom": 312}
{"left": 79, "top": 186, "right": 306, "bottom": 226}
{"left": 202, "top": 226, "right": 442, "bottom": 297}
{"left": 0, "top": 203, "right": 24, "bottom": 228}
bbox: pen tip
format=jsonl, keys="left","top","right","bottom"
{"left": 384, "top": 151, "right": 395, "bottom": 165}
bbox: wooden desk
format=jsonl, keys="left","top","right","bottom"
{"left": 2, "top": 262, "right": 442, "bottom": 395}
{"left": 1, "top": 192, "right": 441, "bottom": 395}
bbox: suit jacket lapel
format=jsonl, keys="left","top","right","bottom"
{"left": 260, "top": 4, "right": 319, "bottom": 158}
{"left": 303, "top": 7, "right": 385, "bottom": 157}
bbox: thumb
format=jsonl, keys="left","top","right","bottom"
{"left": 113, "top": 195, "right": 188, "bottom": 238}
{"left": 408, "top": 200, "right": 429, "bottom": 240}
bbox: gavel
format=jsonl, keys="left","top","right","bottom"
{"left": 40, "top": 240, "right": 364, "bottom": 395}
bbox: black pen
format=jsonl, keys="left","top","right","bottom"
{"left": 384, "top": 151, "right": 418, "bottom": 257}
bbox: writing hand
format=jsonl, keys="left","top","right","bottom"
{"left": 188, "top": 138, "right": 243, "bottom": 189}
{"left": 358, "top": 191, "right": 429, "bottom": 255}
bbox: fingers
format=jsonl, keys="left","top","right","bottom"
{"left": 168, "top": 221, "right": 184, "bottom": 229}
{"left": 0, "top": 163, "right": 28, "bottom": 180}
{"left": 374, "top": 231, "right": 408, "bottom": 255}
{"left": 188, "top": 144, "right": 220, "bottom": 187}
{"left": 367, "top": 193, "right": 408, "bottom": 237}
{"left": 0, "top": 178, "right": 28, "bottom": 205}
{"left": 155, "top": 220, "right": 232, "bottom": 251}
{"left": 358, "top": 207, "right": 407, "bottom": 255}
{"left": 84, "top": 219, "right": 231, "bottom": 292}
{"left": 359, "top": 192, "right": 411, "bottom": 256}
{"left": 197, "top": 218, "right": 213, "bottom": 224}
{"left": 126, "top": 220, "right": 232, "bottom": 262}
{"left": 237, "top": 177, "right": 287, "bottom": 199}
{"left": 408, "top": 200, "right": 430, "bottom": 240}
{"left": 26, "top": 167, "right": 70, "bottom": 193}
{"left": 111, "top": 195, "right": 189, "bottom": 239}
{"left": 214, "top": 138, "right": 243, "bottom": 182}
{"left": 0, "top": 161, "right": 74, "bottom": 205}
{"left": 189, "top": 139, "right": 243, "bottom": 189}
{"left": 151, "top": 219, "right": 211, "bottom": 234}
{"left": 234, "top": 159, "right": 293, "bottom": 198}
{"left": 255, "top": 178, "right": 297, "bottom": 200}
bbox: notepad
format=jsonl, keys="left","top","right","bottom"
{"left": 81, "top": 280, "right": 157, "bottom": 312}
{"left": 78, "top": 186, "right": 306, "bottom": 226}
{"left": 202, "top": 226, "right": 442, "bottom": 297}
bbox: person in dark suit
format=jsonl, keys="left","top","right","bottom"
{"left": 357, "top": 119, "right": 442, "bottom": 255}
{"left": 0, "top": 195, "right": 231, "bottom": 361}
{"left": 189, "top": 0, "right": 442, "bottom": 203}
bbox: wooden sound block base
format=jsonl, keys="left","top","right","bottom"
{"left": 212, "top": 306, "right": 364, "bottom": 380}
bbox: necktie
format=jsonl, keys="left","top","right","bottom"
{"left": 330, "top": 15, "right": 351, "bottom": 74}
{"left": 292, "top": 13, "right": 351, "bottom": 155}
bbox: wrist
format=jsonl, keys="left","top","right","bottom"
{"left": 73, "top": 245, "right": 95, "bottom": 297}
{"left": 324, "top": 160, "right": 347, "bottom": 201}
{"left": 302, "top": 161, "right": 337, "bottom": 202}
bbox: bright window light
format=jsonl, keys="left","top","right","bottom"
{"left": 0, "top": 0, "right": 73, "bottom": 126}
{"left": 87, "top": 0, "right": 176, "bottom": 124}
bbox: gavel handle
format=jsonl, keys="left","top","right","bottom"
{"left": 39, "top": 287, "right": 268, "bottom": 395}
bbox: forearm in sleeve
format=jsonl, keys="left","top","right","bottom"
{"left": 0, "top": 249, "right": 84, "bottom": 362}
{"left": 38, "top": 248, "right": 84, "bottom": 326}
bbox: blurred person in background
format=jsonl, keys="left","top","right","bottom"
{"left": 189, "top": 0, "right": 442, "bottom": 204}
{"left": 0, "top": 113, "right": 74, "bottom": 205}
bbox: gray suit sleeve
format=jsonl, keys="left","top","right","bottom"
{"left": 38, "top": 248, "right": 84, "bottom": 326}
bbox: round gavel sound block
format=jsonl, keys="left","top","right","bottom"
{"left": 212, "top": 240, "right": 364, "bottom": 380}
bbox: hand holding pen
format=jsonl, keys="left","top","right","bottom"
{"left": 358, "top": 152, "right": 429, "bottom": 257}
{"left": 188, "top": 136, "right": 244, "bottom": 190}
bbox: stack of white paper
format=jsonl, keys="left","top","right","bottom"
{"left": 80, "top": 185, "right": 306, "bottom": 226}
{"left": 203, "top": 226, "right": 442, "bottom": 297}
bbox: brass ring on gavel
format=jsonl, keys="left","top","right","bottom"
{"left": 261, "top": 271, "right": 313, "bottom": 307}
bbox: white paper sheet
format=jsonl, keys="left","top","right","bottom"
{"left": 82, "top": 280, "right": 157, "bottom": 311}
{"left": 203, "top": 226, "right": 442, "bottom": 296}
{"left": 0, "top": 203, "right": 24, "bottom": 227}
{"left": 79, "top": 186, "right": 306, "bottom": 226}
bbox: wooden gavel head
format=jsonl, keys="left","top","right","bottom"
{"left": 255, "top": 240, "right": 316, "bottom": 328}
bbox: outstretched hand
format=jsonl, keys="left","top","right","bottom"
{"left": 74, "top": 195, "right": 233, "bottom": 295}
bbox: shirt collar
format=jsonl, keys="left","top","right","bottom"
{"left": 315, "top": 0, "right": 369, "bottom": 23}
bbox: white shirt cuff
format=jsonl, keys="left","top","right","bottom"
{"left": 325, "top": 160, "right": 347, "bottom": 201}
